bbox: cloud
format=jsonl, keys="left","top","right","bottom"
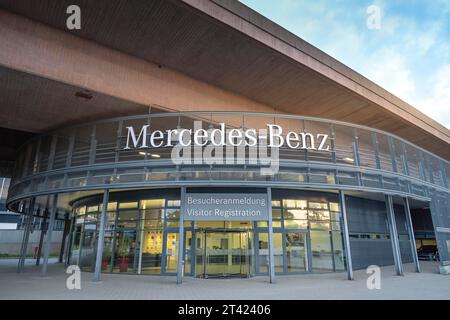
{"left": 361, "top": 49, "right": 416, "bottom": 102}
{"left": 415, "top": 65, "right": 450, "bottom": 128}
{"left": 240, "top": 0, "right": 450, "bottom": 129}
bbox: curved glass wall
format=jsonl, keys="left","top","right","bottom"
{"left": 7, "top": 112, "right": 450, "bottom": 209}
{"left": 68, "top": 188, "right": 345, "bottom": 276}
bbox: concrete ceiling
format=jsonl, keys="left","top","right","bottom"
{"left": 0, "top": 65, "right": 151, "bottom": 133}
{"left": 0, "top": 0, "right": 449, "bottom": 160}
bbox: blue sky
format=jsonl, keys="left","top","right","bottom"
{"left": 240, "top": 0, "right": 450, "bottom": 129}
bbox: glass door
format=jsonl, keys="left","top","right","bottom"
{"left": 285, "top": 232, "right": 308, "bottom": 272}
{"left": 112, "top": 229, "right": 138, "bottom": 273}
{"left": 256, "top": 232, "right": 284, "bottom": 274}
{"left": 195, "top": 230, "right": 252, "bottom": 278}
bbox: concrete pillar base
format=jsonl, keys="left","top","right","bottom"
{"left": 439, "top": 264, "right": 450, "bottom": 275}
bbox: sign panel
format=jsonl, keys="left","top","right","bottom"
{"left": 183, "top": 193, "right": 269, "bottom": 221}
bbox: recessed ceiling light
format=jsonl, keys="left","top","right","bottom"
{"left": 75, "top": 90, "right": 93, "bottom": 101}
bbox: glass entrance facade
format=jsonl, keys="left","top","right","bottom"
{"left": 67, "top": 188, "right": 346, "bottom": 277}
{"left": 195, "top": 229, "right": 253, "bottom": 278}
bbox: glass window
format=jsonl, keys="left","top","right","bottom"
{"left": 258, "top": 233, "right": 283, "bottom": 273}
{"left": 304, "top": 121, "right": 332, "bottom": 163}
{"left": 356, "top": 129, "right": 377, "bottom": 169}
{"left": 272, "top": 208, "right": 282, "bottom": 219}
{"left": 72, "top": 126, "right": 92, "bottom": 167}
{"left": 140, "top": 229, "right": 163, "bottom": 274}
{"left": 330, "top": 211, "right": 341, "bottom": 221}
{"left": 271, "top": 200, "right": 281, "bottom": 207}
{"left": 284, "top": 209, "right": 308, "bottom": 220}
{"left": 377, "top": 134, "right": 394, "bottom": 172}
{"left": 143, "top": 219, "right": 164, "bottom": 228}
{"left": 53, "top": 134, "right": 71, "bottom": 169}
{"left": 310, "top": 221, "right": 330, "bottom": 230}
{"left": 308, "top": 210, "right": 330, "bottom": 221}
{"left": 329, "top": 202, "right": 340, "bottom": 212}
{"left": 284, "top": 220, "right": 308, "bottom": 229}
{"left": 79, "top": 230, "right": 96, "bottom": 272}
{"left": 117, "top": 210, "right": 139, "bottom": 221}
{"left": 94, "top": 122, "right": 118, "bottom": 164}
{"left": 309, "top": 202, "right": 328, "bottom": 210}
{"left": 282, "top": 199, "right": 307, "bottom": 209}
{"left": 119, "top": 202, "right": 138, "bottom": 209}
{"left": 285, "top": 232, "right": 307, "bottom": 272}
{"left": 140, "top": 199, "right": 165, "bottom": 209}
{"left": 405, "top": 144, "right": 422, "bottom": 179}
{"left": 332, "top": 231, "right": 345, "bottom": 271}
{"left": 164, "top": 233, "right": 179, "bottom": 273}
{"left": 256, "top": 221, "right": 268, "bottom": 228}
{"left": 142, "top": 209, "right": 163, "bottom": 221}
{"left": 86, "top": 205, "right": 98, "bottom": 213}
{"left": 84, "top": 213, "right": 98, "bottom": 223}
{"left": 331, "top": 221, "right": 341, "bottom": 230}
{"left": 310, "top": 230, "right": 333, "bottom": 272}
{"left": 75, "top": 206, "right": 86, "bottom": 215}
{"left": 166, "top": 199, "right": 180, "bottom": 207}
{"left": 333, "top": 125, "right": 355, "bottom": 165}
{"left": 392, "top": 138, "right": 406, "bottom": 174}
{"left": 164, "top": 208, "right": 179, "bottom": 220}
{"left": 112, "top": 229, "right": 138, "bottom": 274}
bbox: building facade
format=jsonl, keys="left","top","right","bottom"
{"left": 0, "top": 0, "right": 449, "bottom": 280}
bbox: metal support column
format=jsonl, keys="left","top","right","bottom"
{"left": 339, "top": 190, "right": 354, "bottom": 280}
{"left": 94, "top": 189, "right": 109, "bottom": 281}
{"left": 41, "top": 194, "right": 58, "bottom": 277}
{"left": 17, "top": 198, "right": 35, "bottom": 273}
{"left": 36, "top": 196, "right": 50, "bottom": 266}
{"left": 35, "top": 210, "right": 47, "bottom": 266}
{"left": 65, "top": 216, "right": 76, "bottom": 266}
{"left": 403, "top": 197, "right": 420, "bottom": 273}
{"left": 267, "top": 187, "right": 275, "bottom": 283}
{"left": 385, "top": 195, "right": 404, "bottom": 276}
{"left": 176, "top": 187, "right": 186, "bottom": 284}
{"left": 59, "top": 212, "right": 70, "bottom": 263}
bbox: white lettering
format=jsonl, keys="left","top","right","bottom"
{"left": 125, "top": 125, "right": 149, "bottom": 149}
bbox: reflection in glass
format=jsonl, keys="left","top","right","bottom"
{"left": 332, "top": 231, "right": 345, "bottom": 271}
{"left": 310, "top": 230, "right": 333, "bottom": 272}
{"left": 165, "top": 232, "right": 178, "bottom": 273}
{"left": 112, "top": 229, "right": 137, "bottom": 273}
{"left": 258, "top": 233, "right": 283, "bottom": 273}
{"left": 286, "top": 233, "right": 307, "bottom": 272}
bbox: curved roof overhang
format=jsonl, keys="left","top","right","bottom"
{"left": 0, "top": 0, "right": 449, "bottom": 160}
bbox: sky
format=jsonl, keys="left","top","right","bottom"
{"left": 240, "top": 0, "right": 450, "bottom": 129}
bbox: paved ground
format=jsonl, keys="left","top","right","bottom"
{"left": 0, "top": 259, "right": 449, "bottom": 299}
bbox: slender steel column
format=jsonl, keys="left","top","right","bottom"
{"left": 36, "top": 197, "right": 50, "bottom": 266}
{"left": 338, "top": 190, "right": 354, "bottom": 280}
{"left": 267, "top": 187, "right": 275, "bottom": 283}
{"left": 41, "top": 194, "right": 58, "bottom": 277}
{"left": 35, "top": 209, "right": 47, "bottom": 266}
{"left": 385, "top": 195, "right": 404, "bottom": 276}
{"left": 93, "top": 189, "right": 109, "bottom": 281}
{"left": 59, "top": 212, "right": 70, "bottom": 263}
{"left": 65, "top": 216, "right": 75, "bottom": 266}
{"left": 17, "top": 198, "right": 35, "bottom": 273}
{"left": 403, "top": 197, "right": 420, "bottom": 273}
{"left": 177, "top": 187, "right": 186, "bottom": 284}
